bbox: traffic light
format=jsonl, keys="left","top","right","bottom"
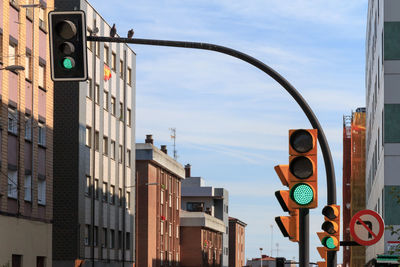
{"left": 274, "top": 165, "right": 299, "bottom": 242}
{"left": 49, "top": 11, "right": 87, "bottom": 81}
{"left": 275, "top": 257, "right": 286, "bottom": 267}
{"left": 288, "top": 129, "right": 318, "bottom": 209}
{"left": 319, "top": 204, "right": 340, "bottom": 251}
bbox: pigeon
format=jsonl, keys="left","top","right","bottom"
{"left": 127, "top": 29, "right": 134, "bottom": 39}
{"left": 110, "top": 24, "right": 117, "bottom": 37}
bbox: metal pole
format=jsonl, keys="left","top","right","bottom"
{"left": 91, "top": 36, "right": 96, "bottom": 267}
{"left": 299, "top": 208, "right": 309, "bottom": 267}
{"left": 87, "top": 36, "right": 338, "bottom": 266}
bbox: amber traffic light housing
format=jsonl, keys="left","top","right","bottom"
{"left": 319, "top": 204, "right": 340, "bottom": 251}
{"left": 274, "top": 165, "right": 299, "bottom": 242}
{"left": 288, "top": 129, "right": 318, "bottom": 209}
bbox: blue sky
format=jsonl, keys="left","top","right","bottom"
{"left": 93, "top": 0, "right": 367, "bottom": 263}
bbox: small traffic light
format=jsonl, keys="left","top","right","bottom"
{"left": 49, "top": 11, "right": 87, "bottom": 81}
{"left": 274, "top": 165, "right": 299, "bottom": 242}
{"left": 288, "top": 129, "right": 318, "bottom": 209}
{"left": 319, "top": 205, "right": 340, "bottom": 251}
{"left": 275, "top": 257, "right": 286, "bottom": 267}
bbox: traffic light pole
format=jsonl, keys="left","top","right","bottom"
{"left": 87, "top": 36, "right": 337, "bottom": 266}
{"left": 299, "top": 209, "right": 309, "bottom": 267}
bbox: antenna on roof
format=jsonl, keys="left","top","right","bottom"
{"left": 169, "top": 128, "right": 178, "bottom": 160}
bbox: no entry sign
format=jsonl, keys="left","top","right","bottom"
{"left": 350, "top": 209, "right": 384, "bottom": 246}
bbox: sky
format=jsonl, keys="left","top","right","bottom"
{"left": 92, "top": 0, "right": 368, "bottom": 263}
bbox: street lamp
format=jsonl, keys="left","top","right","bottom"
{"left": 0, "top": 65, "right": 25, "bottom": 71}
{"left": 259, "top": 248, "right": 263, "bottom": 267}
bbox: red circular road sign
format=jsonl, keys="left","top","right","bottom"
{"left": 350, "top": 209, "right": 384, "bottom": 246}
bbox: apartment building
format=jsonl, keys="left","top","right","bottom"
{"left": 52, "top": 0, "right": 136, "bottom": 266}
{"left": 228, "top": 217, "right": 246, "bottom": 267}
{"left": 366, "top": 0, "right": 400, "bottom": 264}
{"left": 342, "top": 109, "right": 366, "bottom": 267}
{"left": 136, "top": 135, "right": 185, "bottom": 267}
{"left": 181, "top": 165, "right": 229, "bottom": 267}
{"left": 0, "top": 0, "right": 53, "bottom": 266}
{"left": 180, "top": 210, "right": 225, "bottom": 267}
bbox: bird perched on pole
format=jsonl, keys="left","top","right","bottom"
{"left": 110, "top": 24, "right": 117, "bottom": 37}
{"left": 127, "top": 29, "right": 134, "bottom": 39}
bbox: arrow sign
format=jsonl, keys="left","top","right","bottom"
{"left": 350, "top": 209, "right": 384, "bottom": 246}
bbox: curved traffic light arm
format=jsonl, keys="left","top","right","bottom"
{"left": 87, "top": 35, "right": 337, "bottom": 205}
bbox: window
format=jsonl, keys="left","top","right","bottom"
{"left": 8, "top": 170, "right": 18, "bottom": 199}
{"left": 111, "top": 52, "right": 116, "bottom": 71}
{"left": 127, "top": 149, "right": 131, "bottom": 167}
{"left": 186, "top": 202, "right": 204, "bottom": 212}
{"left": 119, "top": 102, "right": 124, "bottom": 120}
{"left": 127, "top": 67, "right": 132, "bottom": 85}
{"left": 38, "top": 178, "right": 46, "bottom": 205}
{"left": 85, "top": 127, "right": 91, "bottom": 147}
{"left": 169, "top": 223, "right": 172, "bottom": 237}
{"left": 85, "top": 176, "right": 91, "bottom": 196}
{"left": 126, "top": 232, "right": 130, "bottom": 249}
{"left": 8, "top": 108, "right": 18, "bottom": 134}
{"left": 110, "top": 229, "right": 115, "bottom": 248}
{"left": 103, "top": 136, "right": 108, "bottom": 155}
{"left": 102, "top": 182, "right": 108, "bottom": 202}
{"left": 85, "top": 225, "right": 91, "bottom": 245}
{"left": 103, "top": 90, "right": 109, "bottom": 110}
{"left": 126, "top": 191, "right": 130, "bottom": 208}
{"left": 38, "top": 123, "right": 46, "bottom": 146}
{"left": 87, "top": 78, "right": 93, "bottom": 98}
{"left": 24, "top": 116, "right": 32, "bottom": 140}
{"left": 120, "top": 59, "right": 123, "bottom": 78}
{"left": 94, "top": 226, "right": 98, "bottom": 246}
{"left": 25, "top": 54, "right": 32, "bottom": 80}
{"left": 111, "top": 96, "right": 116, "bottom": 115}
{"left": 96, "top": 42, "right": 100, "bottom": 57}
{"left": 176, "top": 197, "right": 179, "bottom": 210}
{"left": 176, "top": 226, "right": 179, "bottom": 238}
{"left": 119, "top": 188, "right": 122, "bottom": 206}
{"left": 161, "top": 190, "right": 164, "bottom": 204}
{"left": 127, "top": 108, "right": 131, "bottom": 126}
{"left": 160, "top": 252, "right": 164, "bottom": 265}
{"left": 119, "top": 145, "right": 123, "bottom": 163}
{"left": 169, "top": 194, "right": 172, "bottom": 208}
{"left": 104, "top": 46, "right": 109, "bottom": 65}
{"left": 160, "top": 220, "right": 164, "bottom": 235}
{"left": 94, "top": 179, "right": 99, "bottom": 199}
{"left": 110, "top": 185, "right": 115, "bottom": 204}
{"left": 111, "top": 140, "right": 116, "bottom": 159}
{"left": 94, "top": 131, "right": 99, "bottom": 151}
{"left": 9, "top": 43, "right": 16, "bottom": 66}
{"left": 95, "top": 84, "right": 100, "bottom": 104}
{"left": 38, "top": 64, "right": 45, "bottom": 89}
{"left": 102, "top": 228, "right": 107, "bottom": 248}
{"left": 118, "top": 231, "right": 123, "bottom": 249}
{"left": 24, "top": 175, "right": 32, "bottom": 202}
{"left": 38, "top": 7, "right": 46, "bottom": 30}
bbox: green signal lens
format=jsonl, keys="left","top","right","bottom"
{"left": 322, "top": 236, "right": 338, "bottom": 249}
{"left": 62, "top": 57, "right": 75, "bottom": 69}
{"left": 290, "top": 183, "right": 314, "bottom": 205}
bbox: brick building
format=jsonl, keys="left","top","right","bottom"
{"left": 0, "top": 0, "right": 54, "bottom": 266}
{"left": 136, "top": 135, "right": 185, "bottom": 267}
{"left": 228, "top": 217, "right": 246, "bottom": 267}
{"left": 181, "top": 165, "right": 229, "bottom": 267}
{"left": 180, "top": 210, "right": 225, "bottom": 267}
{"left": 52, "top": 0, "right": 136, "bottom": 266}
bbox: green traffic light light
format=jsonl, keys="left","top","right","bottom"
{"left": 290, "top": 183, "right": 313, "bottom": 205}
{"left": 62, "top": 57, "right": 75, "bottom": 69}
{"left": 322, "top": 236, "right": 338, "bottom": 249}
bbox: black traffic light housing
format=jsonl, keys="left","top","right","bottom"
{"left": 49, "top": 10, "right": 87, "bottom": 81}
{"left": 276, "top": 257, "right": 286, "bottom": 267}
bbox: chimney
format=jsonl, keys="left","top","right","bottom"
{"left": 185, "top": 164, "right": 191, "bottom": 178}
{"left": 145, "top": 134, "right": 153, "bottom": 144}
{"left": 160, "top": 145, "right": 168, "bottom": 154}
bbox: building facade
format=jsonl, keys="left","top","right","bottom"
{"left": 0, "top": 0, "right": 53, "bottom": 266}
{"left": 136, "top": 135, "right": 185, "bottom": 267}
{"left": 181, "top": 165, "right": 229, "bottom": 267}
{"left": 228, "top": 217, "right": 246, "bottom": 267}
{"left": 366, "top": 0, "right": 400, "bottom": 264}
{"left": 53, "top": 1, "right": 136, "bottom": 266}
{"left": 342, "top": 109, "right": 366, "bottom": 267}
{"left": 180, "top": 210, "right": 225, "bottom": 267}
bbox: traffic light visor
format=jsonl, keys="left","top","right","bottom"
{"left": 322, "top": 205, "right": 339, "bottom": 220}
{"left": 290, "top": 183, "right": 314, "bottom": 206}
